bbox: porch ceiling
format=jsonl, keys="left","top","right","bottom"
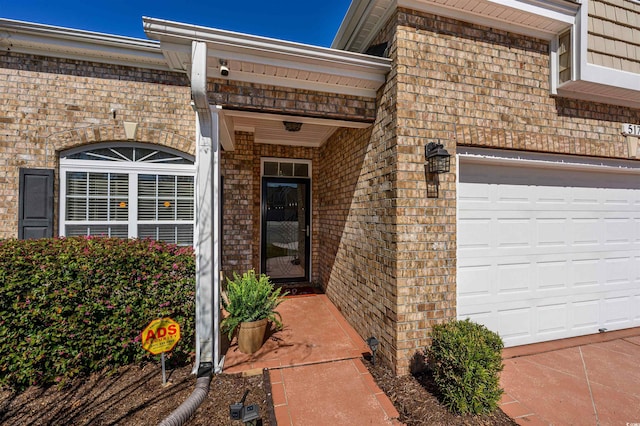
{"left": 333, "top": 0, "right": 579, "bottom": 52}
{"left": 143, "top": 17, "right": 390, "bottom": 99}
{"left": 222, "top": 110, "right": 370, "bottom": 149}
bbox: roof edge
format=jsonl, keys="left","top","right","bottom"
{"left": 0, "top": 18, "right": 168, "bottom": 70}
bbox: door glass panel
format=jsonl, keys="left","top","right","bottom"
{"left": 263, "top": 180, "right": 308, "bottom": 281}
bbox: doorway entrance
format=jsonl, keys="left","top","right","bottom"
{"left": 261, "top": 178, "right": 310, "bottom": 282}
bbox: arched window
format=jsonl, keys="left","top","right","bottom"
{"left": 60, "top": 143, "right": 195, "bottom": 245}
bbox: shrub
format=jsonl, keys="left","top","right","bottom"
{"left": 0, "top": 237, "right": 195, "bottom": 391}
{"left": 426, "top": 319, "right": 504, "bottom": 415}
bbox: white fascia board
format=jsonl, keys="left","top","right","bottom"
{"left": 399, "top": 0, "right": 576, "bottom": 40}
{"left": 580, "top": 64, "right": 640, "bottom": 93}
{"left": 484, "top": 0, "right": 579, "bottom": 22}
{"left": 0, "top": 18, "right": 168, "bottom": 70}
{"left": 143, "top": 17, "right": 390, "bottom": 84}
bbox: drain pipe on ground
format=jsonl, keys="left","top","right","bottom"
{"left": 158, "top": 363, "right": 213, "bottom": 426}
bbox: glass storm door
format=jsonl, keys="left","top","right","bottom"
{"left": 261, "top": 178, "right": 310, "bottom": 282}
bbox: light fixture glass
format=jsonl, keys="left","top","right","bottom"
{"left": 425, "top": 141, "right": 451, "bottom": 174}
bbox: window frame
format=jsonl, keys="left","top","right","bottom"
{"left": 551, "top": 27, "right": 576, "bottom": 94}
{"left": 60, "top": 146, "right": 195, "bottom": 244}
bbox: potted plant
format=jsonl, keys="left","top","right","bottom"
{"left": 221, "top": 270, "right": 287, "bottom": 354}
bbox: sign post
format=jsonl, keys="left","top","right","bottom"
{"left": 141, "top": 317, "right": 181, "bottom": 386}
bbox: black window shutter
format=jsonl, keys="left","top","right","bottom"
{"left": 18, "top": 168, "right": 54, "bottom": 239}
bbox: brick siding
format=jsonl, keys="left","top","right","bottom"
{"left": 0, "top": 52, "right": 194, "bottom": 239}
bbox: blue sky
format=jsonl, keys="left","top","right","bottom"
{"left": 1, "top": 0, "right": 353, "bottom": 47}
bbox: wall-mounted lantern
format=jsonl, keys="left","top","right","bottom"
{"left": 425, "top": 141, "right": 451, "bottom": 174}
{"left": 425, "top": 141, "right": 452, "bottom": 198}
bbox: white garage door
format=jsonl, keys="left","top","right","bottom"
{"left": 457, "top": 150, "right": 640, "bottom": 347}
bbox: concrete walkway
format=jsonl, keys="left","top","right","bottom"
{"left": 500, "top": 328, "right": 640, "bottom": 425}
{"left": 222, "top": 293, "right": 401, "bottom": 425}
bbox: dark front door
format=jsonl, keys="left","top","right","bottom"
{"left": 261, "top": 178, "right": 310, "bottom": 282}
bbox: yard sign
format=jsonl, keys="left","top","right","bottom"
{"left": 141, "top": 317, "right": 181, "bottom": 355}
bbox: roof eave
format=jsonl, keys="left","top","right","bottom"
{"left": 0, "top": 18, "right": 168, "bottom": 70}
{"left": 143, "top": 17, "right": 391, "bottom": 98}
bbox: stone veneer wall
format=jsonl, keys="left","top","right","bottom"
{"left": 0, "top": 52, "right": 194, "bottom": 239}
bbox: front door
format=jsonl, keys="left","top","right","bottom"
{"left": 261, "top": 178, "right": 310, "bottom": 282}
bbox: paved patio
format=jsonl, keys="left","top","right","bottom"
{"left": 222, "top": 293, "right": 401, "bottom": 425}
{"left": 500, "top": 328, "right": 640, "bottom": 425}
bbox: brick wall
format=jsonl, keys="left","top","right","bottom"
{"left": 220, "top": 133, "right": 321, "bottom": 281}
{"left": 208, "top": 79, "right": 376, "bottom": 122}
{"left": 0, "top": 52, "right": 194, "bottom": 239}
{"left": 387, "top": 7, "right": 640, "bottom": 374}
{"left": 317, "top": 12, "right": 401, "bottom": 372}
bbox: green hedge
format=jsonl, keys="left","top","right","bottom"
{"left": 426, "top": 319, "right": 504, "bottom": 415}
{"left": 0, "top": 237, "right": 195, "bottom": 391}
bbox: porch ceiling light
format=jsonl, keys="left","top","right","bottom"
{"left": 283, "top": 121, "right": 302, "bottom": 132}
{"left": 425, "top": 141, "right": 451, "bottom": 174}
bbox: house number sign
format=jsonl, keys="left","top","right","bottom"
{"left": 623, "top": 123, "right": 640, "bottom": 137}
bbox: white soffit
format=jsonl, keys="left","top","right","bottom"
{"left": 334, "top": 0, "right": 579, "bottom": 52}
{"left": 143, "top": 17, "right": 390, "bottom": 98}
{"left": 224, "top": 110, "right": 370, "bottom": 148}
{"left": 0, "top": 18, "right": 168, "bottom": 70}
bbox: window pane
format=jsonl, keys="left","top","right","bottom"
{"left": 158, "top": 200, "right": 176, "bottom": 220}
{"left": 138, "top": 198, "right": 156, "bottom": 221}
{"left": 177, "top": 176, "right": 194, "bottom": 197}
{"left": 66, "top": 225, "right": 88, "bottom": 236}
{"left": 88, "top": 199, "right": 108, "bottom": 220}
{"left": 66, "top": 198, "right": 87, "bottom": 221}
{"left": 108, "top": 225, "right": 128, "bottom": 238}
{"left": 158, "top": 225, "right": 176, "bottom": 244}
{"left": 138, "top": 175, "right": 156, "bottom": 197}
{"left": 158, "top": 175, "right": 175, "bottom": 197}
{"left": 88, "top": 225, "right": 109, "bottom": 237}
{"left": 67, "top": 172, "right": 87, "bottom": 195}
{"left": 110, "top": 199, "right": 129, "bottom": 221}
{"left": 110, "top": 174, "right": 128, "bottom": 196}
{"left": 89, "top": 173, "right": 108, "bottom": 196}
{"left": 279, "top": 162, "right": 293, "bottom": 176}
{"left": 264, "top": 162, "right": 278, "bottom": 176}
{"left": 177, "top": 199, "right": 194, "bottom": 220}
{"left": 177, "top": 225, "right": 194, "bottom": 246}
{"left": 138, "top": 225, "right": 156, "bottom": 240}
{"left": 294, "top": 163, "right": 309, "bottom": 177}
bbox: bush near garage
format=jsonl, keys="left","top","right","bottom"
{"left": 0, "top": 237, "right": 195, "bottom": 392}
{"left": 426, "top": 319, "right": 504, "bottom": 415}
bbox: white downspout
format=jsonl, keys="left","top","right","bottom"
{"left": 191, "top": 40, "right": 222, "bottom": 374}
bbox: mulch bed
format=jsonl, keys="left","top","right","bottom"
{"left": 364, "top": 358, "right": 517, "bottom": 425}
{"left": 1, "top": 357, "right": 516, "bottom": 425}
{"left": 0, "top": 363, "right": 271, "bottom": 426}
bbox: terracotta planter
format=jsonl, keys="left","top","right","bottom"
{"left": 237, "top": 318, "right": 268, "bottom": 354}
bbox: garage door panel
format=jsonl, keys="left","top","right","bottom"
{"left": 603, "top": 295, "right": 633, "bottom": 326}
{"left": 538, "top": 260, "right": 568, "bottom": 289}
{"left": 537, "top": 218, "right": 569, "bottom": 247}
{"left": 458, "top": 156, "right": 640, "bottom": 347}
{"left": 537, "top": 303, "right": 568, "bottom": 335}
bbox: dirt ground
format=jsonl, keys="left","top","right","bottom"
{"left": 1, "top": 359, "right": 515, "bottom": 425}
